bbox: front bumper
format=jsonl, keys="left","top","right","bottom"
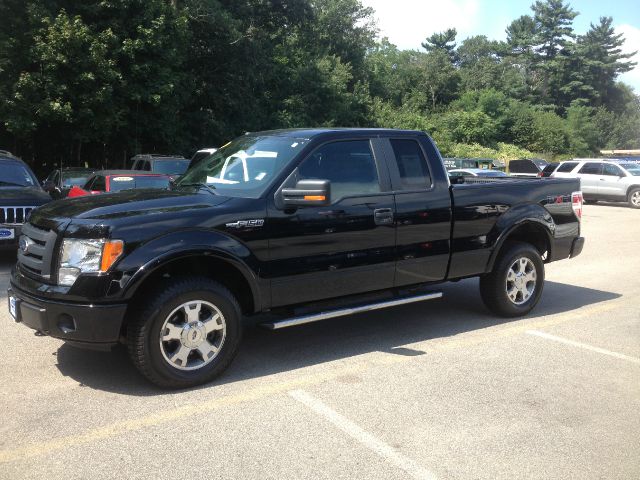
{"left": 8, "top": 285, "right": 127, "bottom": 350}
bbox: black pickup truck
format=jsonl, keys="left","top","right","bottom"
{"left": 8, "top": 129, "right": 584, "bottom": 388}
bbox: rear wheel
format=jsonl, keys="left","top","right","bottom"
{"left": 480, "top": 242, "right": 545, "bottom": 317}
{"left": 628, "top": 188, "right": 640, "bottom": 209}
{"left": 127, "top": 277, "right": 242, "bottom": 389}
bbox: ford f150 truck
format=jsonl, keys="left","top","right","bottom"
{"left": 8, "top": 129, "right": 584, "bottom": 388}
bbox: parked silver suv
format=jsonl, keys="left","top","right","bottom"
{"left": 551, "top": 159, "right": 640, "bottom": 208}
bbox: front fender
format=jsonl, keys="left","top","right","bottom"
{"left": 115, "top": 229, "right": 263, "bottom": 309}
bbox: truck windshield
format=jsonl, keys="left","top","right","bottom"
{"left": 176, "top": 135, "right": 308, "bottom": 198}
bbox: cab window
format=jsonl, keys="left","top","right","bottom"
{"left": 390, "top": 139, "right": 431, "bottom": 189}
{"left": 298, "top": 140, "right": 381, "bottom": 201}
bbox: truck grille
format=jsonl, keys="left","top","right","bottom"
{"left": 1, "top": 206, "right": 35, "bottom": 225}
{"left": 17, "top": 222, "right": 58, "bottom": 281}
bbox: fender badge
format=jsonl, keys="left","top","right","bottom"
{"left": 225, "top": 219, "right": 265, "bottom": 229}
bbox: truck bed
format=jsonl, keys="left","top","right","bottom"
{"left": 447, "top": 176, "right": 581, "bottom": 279}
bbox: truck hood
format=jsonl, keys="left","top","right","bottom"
{"left": 0, "top": 186, "right": 51, "bottom": 205}
{"left": 32, "top": 189, "right": 231, "bottom": 221}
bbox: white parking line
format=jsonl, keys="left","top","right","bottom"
{"left": 289, "top": 389, "right": 437, "bottom": 480}
{"left": 526, "top": 330, "right": 640, "bottom": 364}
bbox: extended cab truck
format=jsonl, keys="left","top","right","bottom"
{"left": 8, "top": 129, "right": 585, "bottom": 388}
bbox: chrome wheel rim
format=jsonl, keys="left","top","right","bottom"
{"left": 505, "top": 257, "right": 537, "bottom": 305}
{"left": 159, "top": 300, "right": 226, "bottom": 371}
{"left": 631, "top": 191, "right": 640, "bottom": 207}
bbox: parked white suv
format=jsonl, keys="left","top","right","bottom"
{"left": 551, "top": 159, "right": 640, "bottom": 208}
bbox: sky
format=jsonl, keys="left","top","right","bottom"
{"left": 360, "top": 0, "right": 640, "bottom": 92}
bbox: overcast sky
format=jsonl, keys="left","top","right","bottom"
{"left": 360, "top": 0, "right": 640, "bottom": 92}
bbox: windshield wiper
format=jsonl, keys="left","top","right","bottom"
{"left": 0, "top": 181, "right": 29, "bottom": 187}
{"left": 178, "top": 182, "right": 217, "bottom": 195}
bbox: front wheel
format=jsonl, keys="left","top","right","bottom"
{"left": 127, "top": 277, "right": 242, "bottom": 389}
{"left": 480, "top": 242, "right": 545, "bottom": 317}
{"left": 628, "top": 188, "right": 640, "bottom": 209}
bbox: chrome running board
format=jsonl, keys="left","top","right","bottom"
{"left": 261, "top": 292, "right": 443, "bottom": 330}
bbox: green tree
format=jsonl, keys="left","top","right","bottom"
{"left": 422, "top": 28, "right": 458, "bottom": 63}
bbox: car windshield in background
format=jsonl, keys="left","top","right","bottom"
{"left": 154, "top": 159, "right": 190, "bottom": 175}
{"left": 177, "top": 135, "right": 309, "bottom": 198}
{"left": 621, "top": 163, "right": 640, "bottom": 176}
{"left": 109, "top": 176, "right": 170, "bottom": 192}
{"left": 62, "top": 173, "right": 93, "bottom": 187}
{"left": 0, "top": 164, "right": 37, "bottom": 187}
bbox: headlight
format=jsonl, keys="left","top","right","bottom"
{"left": 58, "top": 239, "right": 124, "bottom": 286}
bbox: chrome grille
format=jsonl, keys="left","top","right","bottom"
{"left": 1, "top": 206, "right": 35, "bottom": 225}
{"left": 17, "top": 222, "right": 58, "bottom": 281}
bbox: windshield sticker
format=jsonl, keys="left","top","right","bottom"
{"left": 112, "top": 176, "right": 134, "bottom": 181}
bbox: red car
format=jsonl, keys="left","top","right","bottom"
{"left": 68, "top": 170, "right": 172, "bottom": 197}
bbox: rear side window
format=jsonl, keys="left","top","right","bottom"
{"left": 298, "top": 140, "right": 381, "bottom": 201}
{"left": 602, "top": 164, "right": 623, "bottom": 176}
{"left": 541, "top": 164, "right": 558, "bottom": 174}
{"left": 556, "top": 162, "right": 578, "bottom": 173}
{"left": 390, "top": 139, "right": 431, "bottom": 189}
{"left": 579, "top": 163, "right": 602, "bottom": 175}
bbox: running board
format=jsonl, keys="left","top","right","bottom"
{"left": 261, "top": 292, "right": 443, "bottom": 330}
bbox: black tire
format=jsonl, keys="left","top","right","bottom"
{"left": 628, "top": 188, "right": 640, "bottom": 209}
{"left": 480, "top": 242, "right": 545, "bottom": 318}
{"left": 127, "top": 276, "right": 242, "bottom": 389}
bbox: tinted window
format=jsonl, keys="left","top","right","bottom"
{"left": 298, "top": 140, "right": 380, "bottom": 201}
{"left": 579, "top": 163, "right": 602, "bottom": 175}
{"left": 557, "top": 162, "right": 578, "bottom": 173}
{"left": 0, "top": 163, "right": 38, "bottom": 187}
{"left": 541, "top": 164, "right": 558, "bottom": 174}
{"left": 390, "top": 139, "right": 431, "bottom": 189}
{"left": 602, "top": 164, "right": 623, "bottom": 176}
{"left": 143, "top": 161, "right": 151, "bottom": 171}
{"left": 153, "top": 159, "right": 189, "bottom": 175}
{"left": 509, "top": 160, "right": 539, "bottom": 174}
{"left": 91, "top": 176, "right": 106, "bottom": 191}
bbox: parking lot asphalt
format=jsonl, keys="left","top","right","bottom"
{"left": 1, "top": 203, "right": 638, "bottom": 480}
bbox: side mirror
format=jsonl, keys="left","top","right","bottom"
{"left": 281, "top": 179, "right": 330, "bottom": 207}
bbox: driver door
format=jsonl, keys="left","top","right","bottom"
{"left": 266, "top": 139, "right": 396, "bottom": 307}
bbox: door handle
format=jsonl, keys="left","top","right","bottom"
{"left": 374, "top": 208, "right": 394, "bottom": 225}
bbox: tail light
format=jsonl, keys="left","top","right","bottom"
{"left": 537, "top": 172, "right": 543, "bottom": 177}
{"left": 572, "top": 191, "right": 583, "bottom": 220}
